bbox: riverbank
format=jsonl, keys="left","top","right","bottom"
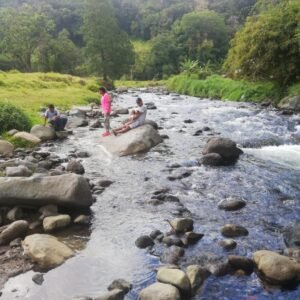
{"left": 167, "top": 74, "right": 300, "bottom": 108}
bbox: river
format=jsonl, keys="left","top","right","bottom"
{"left": 1, "top": 91, "right": 300, "bottom": 300}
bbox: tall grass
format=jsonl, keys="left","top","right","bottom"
{"left": 167, "top": 74, "right": 282, "bottom": 103}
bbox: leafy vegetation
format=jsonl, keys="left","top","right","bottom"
{"left": 3, "top": 133, "right": 36, "bottom": 148}
{"left": 0, "top": 102, "right": 31, "bottom": 134}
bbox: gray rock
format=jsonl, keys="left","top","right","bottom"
{"left": 7, "top": 129, "right": 19, "bottom": 136}
{"left": 101, "top": 125, "right": 162, "bottom": 156}
{"left": 201, "top": 153, "right": 223, "bottom": 166}
{"left": 69, "top": 109, "right": 86, "bottom": 118}
{"left": 228, "top": 255, "right": 254, "bottom": 275}
{"left": 114, "top": 108, "right": 129, "bottom": 114}
{"left": 66, "top": 160, "right": 85, "bottom": 175}
{"left": 144, "top": 120, "right": 159, "bottom": 130}
{"left": 0, "top": 174, "right": 93, "bottom": 208}
{"left": 218, "top": 198, "right": 247, "bottom": 211}
{"left": 181, "top": 232, "right": 204, "bottom": 246}
{"left": 43, "top": 215, "right": 71, "bottom": 232}
{"left": 169, "top": 218, "right": 194, "bottom": 233}
{"left": 186, "top": 265, "right": 210, "bottom": 295}
{"left": 279, "top": 96, "right": 300, "bottom": 111}
{"left": 94, "top": 289, "right": 124, "bottom": 300}
{"left": 107, "top": 279, "right": 132, "bottom": 294}
{"left": 6, "top": 166, "right": 32, "bottom": 177}
{"left": 30, "top": 125, "right": 56, "bottom": 141}
{"left": 9, "top": 237, "right": 22, "bottom": 248}
{"left": 32, "top": 273, "right": 44, "bottom": 285}
{"left": 94, "top": 179, "right": 114, "bottom": 188}
{"left": 283, "top": 222, "right": 300, "bottom": 248}
{"left": 0, "top": 141, "right": 14, "bottom": 155}
{"left": 219, "top": 239, "right": 237, "bottom": 250}
{"left": 90, "top": 119, "right": 102, "bottom": 129}
{"left": 56, "top": 131, "right": 69, "bottom": 139}
{"left": 14, "top": 132, "right": 41, "bottom": 145}
{"left": 160, "top": 246, "right": 185, "bottom": 264}
{"left": 74, "top": 215, "right": 90, "bottom": 225}
{"left": 67, "top": 117, "right": 89, "bottom": 129}
{"left": 150, "top": 230, "right": 163, "bottom": 240}
{"left": 39, "top": 205, "right": 58, "bottom": 219}
{"left": 221, "top": 224, "right": 249, "bottom": 238}
{"left": 7, "top": 206, "right": 23, "bottom": 221}
{"left": 135, "top": 235, "right": 154, "bottom": 249}
{"left": 139, "top": 282, "right": 180, "bottom": 300}
{"left": 76, "top": 151, "right": 90, "bottom": 158}
{"left": 0, "top": 220, "right": 29, "bottom": 245}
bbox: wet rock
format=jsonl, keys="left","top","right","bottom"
{"left": 30, "top": 125, "right": 56, "bottom": 141}
{"left": 0, "top": 141, "right": 14, "bottom": 156}
{"left": 76, "top": 151, "right": 90, "bottom": 158}
{"left": 101, "top": 125, "right": 162, "bottom": 156}
{"left": 278, "top": 96, "right": 300, "bottom": 112}
{"left": 253, "top": 250, "right": 300, "bottom": 285}
{"left": 201, "top": 153, "right": 223, "bottom": 166}
{"left": 66, "top": 160, "right": 85, "bottom": 175}
{"left": 219, "top": 239, "right": 237, "bottom": 250}
{"left": 157, "top": 267, "right": 191, "bottom": 294}
{"left": 202, "top": 137, "right": 243, "bottom": 165}
{"left": 74, "top": 215, "right": 90, "bottom": 225}
{"left": 29, "top": 221, "right": 42, "bottom": 230}
{"left": 150, "top": 230, "right": 163, "bottom": 240}
{"left": 94, "top": 289, "right": 124, "bottom": 300}
{"left": 56, "top": 131, "right": 69, "bottom": 139}
{"left": 67, "top": 117, "right": 89, "bottom": 129}
{"left": 193, "top": 130, "right": 203, "bottom": 136}
{"left": 94, "top": 179, "right": 114, "bottom": 188}
{"left": 39, "top": 205, "right": 58, "bottom": 219}
{"left": 181, "top": 232, "right": 204, "bottom": 246}
{"left": 139, "top": 282, "right": 180, "bottom": 300}
{"left": 144, "top": 120, "right": 159, "bottom": 130}
{"left": 6, "top": 165, "right": 33, "bottom": 177}
{"left": 116, "top": 87, "right": 128, "bottom": 93}
{"left": 7, "top": 206, "right": 23, "bottom": 221}
{"left": 0, "top": 174, "right": 93, "bottom": 208}
{"left": 162, "top": 236, "right": 183, "bottom": 247}
{"left": 221, "top": 224, "right": 249, "bottom": 238}
{"left": 283, "top": 222, "right": 300, "bottom": 248}
{"left": 228, "top": 255, "right": 254, "bottom": 275}
{"left": 69, "top": 109, "right": 87, "bottom": 118}
{"left": 186, "top": 265, "right": 210, "bottom": 294}
{"left": 43, "top": 215, "right": 71, "bottom": 232}
{"left": 135, "top": 235, "right": 154, "bottom": 249}
{"left": 169, "top": 218, "right": 194, "bottom": 233}
{"left": 218, "top": 198, "right": 247, "bottom": 211}
{"left": 284, "top": 248, "right": 300, "bottom": 259}
{"left": 14, "top": 132, "right": 41, "bottom": 145}
{"left": 90, "top": 119, "right": 102, "bottom": 129}
{"left": 202, "top": 126, "right": 211, "bottom": 131}
{"left": 145, "top": 102, "right": 157, "bottom": 110}
{"left": 160, "top": 245, "right": 185, "bottom": 264}
{"left": 164, "top": 195, "right": 180, "bottom": 203}
{"left": 10, "top": 237, "right": 22, "bottom": 248}
{"left": 37, "top": 161, "right": 53, "bottom": 170}
{"left": 107, "top": 279, "right": 132, "bottom": 294}
{"left": 184, "top": 119, "right": 194, "bottom": 124}
{"left": 22, "top": 234, "right": 74, "bottom": 269}
{"left": 114, "top": 108, "right": 129, "bottom": 114}
{"left": 32, "top": 273, "right": 44, "bottom": 285}
{"left": 0, "top": 220, "right": 29, "bottom": 245}
{"left": 160, "top": 134, "right": 169, "bottom": 139}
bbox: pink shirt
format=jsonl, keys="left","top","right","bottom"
{"left": 101, "top": 93, "right": 112, "bottom": 114}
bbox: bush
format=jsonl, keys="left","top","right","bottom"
{"left": 0, "top": 102, "right": 32, "bottom": 134}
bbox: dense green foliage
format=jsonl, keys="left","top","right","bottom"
{"left": 224, "top": 1, "right": 300, "bottom": 86}
{"left": 167, "top": 74, "right": 281, "bottom": 103}
{"left": 0, "top": 102, "right": 32, "bottom": 134}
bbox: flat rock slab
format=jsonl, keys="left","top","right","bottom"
{"left": 0, "top": 174, "right": 93, "bottom": 208}
{"left": 100, "top": 125, "right": 162, "bottom": 156}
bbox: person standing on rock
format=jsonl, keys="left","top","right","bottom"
{"left": 112, "top": 97, "right": 147, "bottom": 135}
{"left": 99, "top": 87, "right": 112, "bottom": 137}
{"left": 44, "top": 104, "right": 68, "bottom": 131}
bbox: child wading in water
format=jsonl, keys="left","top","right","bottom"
{"left": 99, "top": 87, "right": 112, "bottom": 137}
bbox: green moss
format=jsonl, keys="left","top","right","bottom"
{"left": 167, "top": 74, "right": 282, "bottom": 103}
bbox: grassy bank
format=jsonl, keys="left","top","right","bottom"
{"left": 167, "top": 74, "right": 283, "bottom": 103}
{"left": 115, "top": 80, "right": 165, "bottom": 88}
{"left": 0, "top": 71, "right": 100, "bottom": 125}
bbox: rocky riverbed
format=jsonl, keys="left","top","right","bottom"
{"left": 0, "top": 89, "right": 300, "bottom": 299}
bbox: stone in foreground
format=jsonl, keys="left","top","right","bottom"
{"left": 101, "top": 125, "right": 162, "bottom": 156}
{"left": 0, "top": 220, "right": 29, "bottom": 245}
{"left": 253, "top": 250, "right": 300, "bottom": 286}
{"left": 30, "top": 125, "right": 56, "bottom": 141}
{"left": 14, "top": 132, "right": 41, "bottom": 145}
{"left": 139, "top": 282, "right": 180, "bottom": 300}
{"left": 0, "top": 174, "right": 93, "bottom": 208}
{"left": 22, "top": 234, "right": 74, "bottom": 269}
{"left": 0, "top": 140, "right": 14, "bottom": 156}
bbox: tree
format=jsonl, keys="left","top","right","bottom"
{"left": 224, "top": 1, "right": 300, "bottom": 86}
{"left": 173, "top": 10, "right": 229, "bottom": 65}
{"left": 82, "top": 0, "right": 134, "bottom": 80}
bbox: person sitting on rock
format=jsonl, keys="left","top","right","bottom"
{"left": 44, "top": 104, "right": 68, "bottom": 131}
{"left": 112, "top": 97, "right": 147, "bottom": 135}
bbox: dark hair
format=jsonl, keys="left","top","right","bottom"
{"left": 99, "top": 87, "right": 107, "bottom": 93}
{"left": 136, "top": 97, "right": 142, "bottom": 103}
{"left": 48, "top": 104, "right": 55, "bottom": 109}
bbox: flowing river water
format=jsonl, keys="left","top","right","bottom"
{"left": 1, "top": 91, "right": 300, "bottom": 300}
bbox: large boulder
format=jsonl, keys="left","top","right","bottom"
{"left": 253, "top": 250, "right": 300, "bottom": 285}
{"left": 66, "top": 117, "right": 89, "bottom": 129}
{"left": 101, "top": 125, "right": 162, "bottom": 156}
{"left": 22, "top": 234, "right": 74, "bottom": 269}
{"left": 139, "top": 282, "right": 180, "bottom": 300}
{"left": 0, "top": 174, "right": 93, "bottom": 208}
{"left": 0, "top": 220, "right": 29, "bottom": 245}
{"left": 0, "top": 140, "right": 14, "bottom": 156}
{"left": 30, "top": 125, "right": 56, "bottom": 141}
{"left": 202, "top": 137, "right": 243, "bottom": 165}
{"left": 14, "top": 132, "right": 41, "bottom": 145}
{"left": 278, "top": 96, "right": 300, "bottom": 111}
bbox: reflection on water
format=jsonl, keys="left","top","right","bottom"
{"left": 1, "top": 93, "right": 300, "bottom": 300}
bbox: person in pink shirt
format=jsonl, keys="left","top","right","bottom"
{"left": 99, "top": 87, "right": 112, "bottom": 137}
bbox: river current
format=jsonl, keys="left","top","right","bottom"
{"left": 1, "top": 91, "right": 300, "bottom": 300}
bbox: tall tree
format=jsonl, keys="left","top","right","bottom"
{"left": 82, "top": 0, "right": 134, "bottom": 80}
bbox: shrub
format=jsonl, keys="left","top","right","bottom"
{"left": 0, "top": 102, "right": 32, "bottom": 134}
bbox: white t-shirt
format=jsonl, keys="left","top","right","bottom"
{"left": 44, "top": 109, "right": 60, "bottom": 121}
{"left": 134, "top": 105, "right": 147, "bottom": 126}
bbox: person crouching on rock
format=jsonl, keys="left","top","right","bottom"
{"left": 112, "top": 97, "right": 147, "bottom": 135}
{"left": 99, "top": 86, "right": 112, "bottom": 137}
{"left": 44, "top": 104, "right": 68, "bottom": 131}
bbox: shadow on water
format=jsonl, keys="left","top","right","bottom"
{"left": 1, "top": 93, "right": 300, "bottom": 299}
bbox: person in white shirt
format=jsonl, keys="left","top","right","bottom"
{"left": 44, "top": 104, "right": 67, "bottom": 131}
{"left": 112, "top": 97, "right": 147, "bottom": 135}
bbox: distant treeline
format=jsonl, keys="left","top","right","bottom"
{"left": 0, "top": 0, "right": 299, "bottom": 87}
